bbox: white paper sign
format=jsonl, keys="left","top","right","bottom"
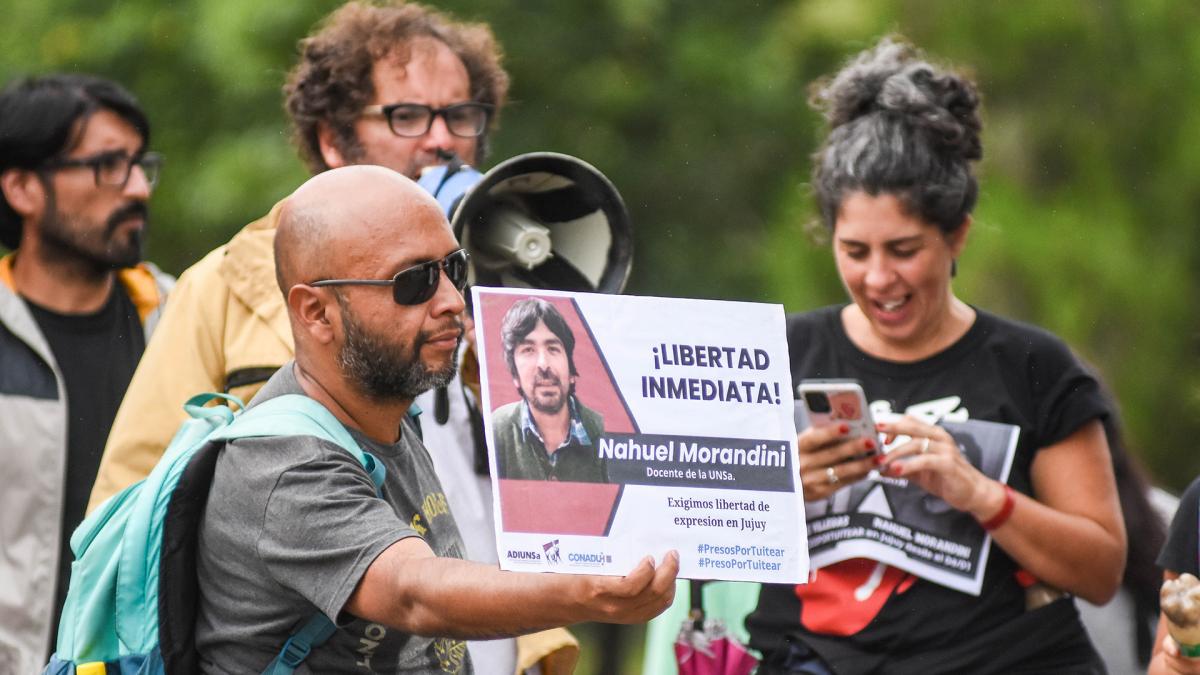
{"left": 473, "top": 287, "right": 808, "bottom": 584}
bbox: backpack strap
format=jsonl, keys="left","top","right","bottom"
{"left": 260, "top": 613, "right": 338, "bottom": 675}
{"left": 183, "top": 391, "right": 247, "bottom": 420}
{"left": 210, "top": 393, "right": 386, "bottom": 673}
{"left": 214, "top": 394, "right": 386, "bottom": 492}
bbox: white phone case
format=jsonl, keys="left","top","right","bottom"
{"left": 797, "top": 379, "right": 876, "bottom": 441}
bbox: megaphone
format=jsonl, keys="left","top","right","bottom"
{"left": 417, "top": 152, "right": 633, "bottom": 294}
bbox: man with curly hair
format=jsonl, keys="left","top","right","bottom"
{"left": 87, "top": 3, "right": 576, "bottom": 672}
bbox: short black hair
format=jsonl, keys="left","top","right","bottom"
{"left": 0, "top": 74, "right": 150, "bottom": 250}
{"left": 500, "top": 298, "right": 578, "bottom": 379}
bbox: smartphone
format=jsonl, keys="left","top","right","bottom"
{"left": 797, "top": 379, "right": 878, "bottom": 452}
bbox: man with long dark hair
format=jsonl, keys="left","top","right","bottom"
{"left": 0, "top": 73, "right": 173, "bottom": 672}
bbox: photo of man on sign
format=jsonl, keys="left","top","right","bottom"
{"left": 492, "top": 297, "right": 609, "bottom": 482}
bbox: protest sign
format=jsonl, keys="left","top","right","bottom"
{"left": 801, "top": 396, "right": 1019, "bottom": 595}
{"left": 473, "top": 287, "right": 808, "bottom": 583}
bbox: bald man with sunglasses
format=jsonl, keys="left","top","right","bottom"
{"left": 86, "top": 5, "right": 579, "bottom": 671}
{"left": 90, "top": 0, "right": 506, "bottom": 511}
{"left": 193, "top": 165, "right": 677, "bottom": 674}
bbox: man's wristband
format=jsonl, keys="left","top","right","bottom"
{"left": 978, "top": 484, "right": 1015, "bottom": 531}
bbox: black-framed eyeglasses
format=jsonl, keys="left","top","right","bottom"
{"left": 361, "top": 102, "right": 493, "bottom": 138}
{"left": 40, "top": 150, "right": 163, "bottom": 189}
{"left": 310, "top": 249, "right": 470, "bottom": 305}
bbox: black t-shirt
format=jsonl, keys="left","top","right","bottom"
{"left": 25, "top": 283, "right": 146, "bottom": 642}
{"left": 1158, "top": 477, "right": 1200, "bottom": 576}
{"left": 746, "top": 306, "right": 1109, "bottom": 674}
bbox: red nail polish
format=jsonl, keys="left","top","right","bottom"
{"left": 873, "top": 454, "right": 887, "bottom": 465}
{"left": 838, "top": 424, "right": 849, "bottom": 434}
{"left": 864, "top": 439, "right": 876, "bottom": 450}
{"left": 888, "top": 463, "right": 903, "bottom": 476}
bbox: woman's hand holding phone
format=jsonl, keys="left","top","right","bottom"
{"left": 796, "top": 424, "right": 883, "bottom": 500}
{"left": 796, "top": 380, "right": 884, "bottom": 500}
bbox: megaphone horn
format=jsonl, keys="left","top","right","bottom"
{"left": 418, "top": 152, "right": 634, "bottom": 295}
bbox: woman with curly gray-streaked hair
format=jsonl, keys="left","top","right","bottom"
{"left": 745, "top": 37, "right": 1124, "bottom": 674}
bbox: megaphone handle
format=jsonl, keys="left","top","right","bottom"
{"left": 433, "top": 385, "right": 450, "bottom": 425}
{"left": 432, "top": 150, "right": 466, "bottom": 197}
{"left": 467, "top": 391, "right": 490, "bottom": 476}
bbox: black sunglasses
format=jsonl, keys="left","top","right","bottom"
{"left": 310, "top": 249, "right": 470, "bottom": 305}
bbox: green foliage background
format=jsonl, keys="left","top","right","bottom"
{"left": 5, "top": 2, "right": 1200, "bottom": 668}
{"left": 7, "top": 0, "right": 1199, "bottom": 504}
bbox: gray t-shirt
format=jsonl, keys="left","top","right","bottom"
{"left": 196, "top": 364, "right": 472, "bottom": 674}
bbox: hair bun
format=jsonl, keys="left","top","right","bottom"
{"left": 811, "top": 36, "right": 981, "bottom": 161}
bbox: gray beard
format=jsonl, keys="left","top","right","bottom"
{"left": 336, "top": 299, "right": 459, "bottom": 402}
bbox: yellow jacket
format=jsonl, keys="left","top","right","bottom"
{"left": 89, "top": 202, "right": 290, "bottom": 510}
{"left": 88, "top": 201, "right": 577, "bottom": 675}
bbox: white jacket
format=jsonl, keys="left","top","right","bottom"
{"left": 0, "top": 254, "right": 172, "bottom": 673}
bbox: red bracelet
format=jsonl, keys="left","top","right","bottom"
{"left": 979, "top": 484, "right": 1015, "bottom": 531}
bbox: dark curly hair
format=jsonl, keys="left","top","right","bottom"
{"left": 810, "top": 36, "right": 982, "bottom": 234}
{"left": 284, "top": 0, "right": 509, "bottom": 174}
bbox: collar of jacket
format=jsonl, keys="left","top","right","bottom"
{"left": 0, "top": 251, "right": 163, "bottom": 322}
{"left": 219, "top": 199, "right": 291, "bottom": 348}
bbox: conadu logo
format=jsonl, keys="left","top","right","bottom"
{"left": 566, "top": 550, "right": 612, "bottom": 567}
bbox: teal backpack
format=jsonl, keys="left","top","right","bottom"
{"left": 44, "top": 392, "right": 386, "bottom": 675}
